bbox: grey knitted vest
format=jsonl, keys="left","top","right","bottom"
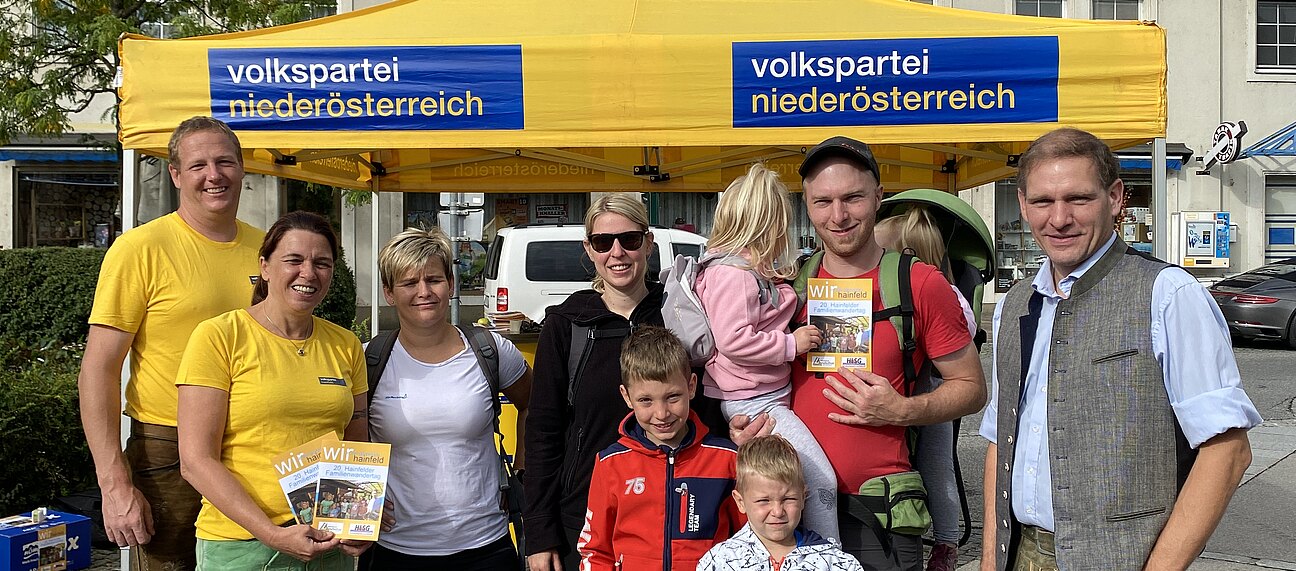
{"left": 991, "top": 239, "right": 1191, "bottom": 570}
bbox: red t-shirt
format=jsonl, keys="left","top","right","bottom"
{"left": 790, "top": 261, "right": 971, "bottom": 492}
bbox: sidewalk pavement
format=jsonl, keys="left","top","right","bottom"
{"left": 955, "top": 419, "right": 1296, "bottom": 571}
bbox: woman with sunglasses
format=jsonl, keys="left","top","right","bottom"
{"left": 524, "top": 194, "right": 722, "bottom": 571}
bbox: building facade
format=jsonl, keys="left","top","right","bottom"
{"left": 939, "top": 0, "right": 1296, "bottom": 300}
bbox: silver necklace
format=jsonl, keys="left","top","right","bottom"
{"left": 261, "top": 309, "right": 310, "bottom": 356}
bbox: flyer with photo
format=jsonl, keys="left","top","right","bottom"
{"left": 313, "top": 440, "right": 392, "bottom": 541}
{"left": 805, "top": 278, "right": 874, "bottom": 373}
{"left": 271, "top": 432, "right": 337, "bottom": 525}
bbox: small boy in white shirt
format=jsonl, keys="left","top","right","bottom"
{"left": 698, "top": 436, "right": 863, "bottom": 571}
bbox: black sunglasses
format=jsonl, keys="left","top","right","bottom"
{"left": 587, "top": 231, "right": 647, "bottom": 253}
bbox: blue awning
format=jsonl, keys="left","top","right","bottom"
{"left": 0, "top": 150, "right": 118, "bottom": 162}
{"left": 1119, "top": 158, "right": 1183, "bottom": 171}
{"left": 1241, "top": 121, "right": 1296, "bottom": 158}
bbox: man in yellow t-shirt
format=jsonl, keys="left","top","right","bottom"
{"left": 78, "top": 116, "right": 264, "bottom": 570}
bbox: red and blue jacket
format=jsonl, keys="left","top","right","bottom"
{"left": 578, "top": 411, "right": 745, "bottom": 571}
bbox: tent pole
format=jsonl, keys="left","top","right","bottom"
{"left": 118, "top": 148, "right": 139, "bottom": 571}
{"left": 121, "top": 149, "right": 138, "bottom": 232}
{"left": 371, "top": 180, "right": 381, "bottom": 338}
{"left": 1153, "top": 138, "right": 1168, "bottom": 260}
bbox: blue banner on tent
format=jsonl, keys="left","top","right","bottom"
{"left": 731, "top": 36, "right": 1058, "bottom": 128}
{"left": 209, "top": 45, "right": 524, "bottom": 131}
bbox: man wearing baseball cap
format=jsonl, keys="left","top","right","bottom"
{"left": 790, "top": 136, "right": 987, "bottom": 570}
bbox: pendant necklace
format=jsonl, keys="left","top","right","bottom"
{"left": 262, "top": 309, "right": 309, "bottom": 356}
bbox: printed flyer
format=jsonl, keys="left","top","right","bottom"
{"left": 805, "top": 278, "right": 874, "bottom": 373}
{"left": 271, "top": 433, "right": 337, "bottom": 525}
{"left": 313, "top": 440, "right": 392, "bottom": 540}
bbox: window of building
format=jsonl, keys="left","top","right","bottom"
{"left": 1016, "top": 0, "right": 1064, "bottom": 17}
{"left": 1258, "top": 0, "right": 1296, "bottom": 71}
{"left": 1092, "top": 0, "right": 1141, "bottom": 19}
{"left": 140, "top": 21, "right": 178, "bottom": 39}
{"left": 308, "top": 1, "right": 338, "bottom": 19}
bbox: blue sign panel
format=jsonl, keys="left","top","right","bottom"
{"left": 732, "top": 37, "right": 1059, "bottom": 128}
{"left": 209, "top": 45, "right": 524, "bottom": 130}
{"left": 1215, "top": 212, "right": 1231, "bottom": 259}
{"left": 1270, "top": 227, "right": 1296, "bottom": 246}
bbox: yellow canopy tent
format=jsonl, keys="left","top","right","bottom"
{"left": 117, "top": 0, "right": 1166, "bottom": 194}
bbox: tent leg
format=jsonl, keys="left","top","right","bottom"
{"left": 122, "top": 149, "right": 138, "bottom": 232}
{"left": 371, "top": 185, "right": 381, "bottom": 338}
{"left": 1153, "top": 138, "right": 1168, "bottom": 260}
{"left": 118, "top": 149, "right": 138, "bottom": 571}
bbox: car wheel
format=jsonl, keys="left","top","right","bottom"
{"left": 1288, "top": 311, "right": 1296, "bottom": 350}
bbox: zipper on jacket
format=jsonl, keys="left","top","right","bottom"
{"left": 560, "top": 427, "right": 585, "bottom": 493}
{"left": 663, "top": 449, "right": 676, "bottom": 571}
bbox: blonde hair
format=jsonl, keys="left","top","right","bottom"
{"left": 378, "top": 227, "right": 454, "bottom": 291}
{"left": 707, "top": 163, "right": 795, "bottom": 280}
{"left": 736, "top": 435, "right": 805, "bottom": 491}
{"left": 619, "top": 326, "right": 691, "bottom": 387}
{"left": 875, "top": 206, "right": 953, "bottom": 284}
{"left": 584, "top": 193, "right": 651, "bottom": 293}
{"left": 168, "top": 116, "right": 241, "bottom": 166}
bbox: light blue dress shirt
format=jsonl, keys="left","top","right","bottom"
{"left": 979, "top": 233, "right": 1263, "bottom": 531}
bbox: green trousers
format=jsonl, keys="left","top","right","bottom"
{"left": 196, "top": 538, "right": 355, "bottom": 571}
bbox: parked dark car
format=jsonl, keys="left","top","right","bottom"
{"left": 1209, "top": 257, "right": 1296, "bottom": 348}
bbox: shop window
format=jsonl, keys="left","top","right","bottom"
{"left": 1016, "top": 0, "right": 1064, "bottom": 17}
{"left": 993, "top": 180, "right": 1043, "bottom": 292}
{"left": 15, "top": 170, "right": 120, "bottom": 248}
{"left": 1092, "top": 0, "right": 1141, "bottom": 19}
{"left": 1258, "top": 0, "right": 1296, "bottom": 71}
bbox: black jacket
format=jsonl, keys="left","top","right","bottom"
{"left": 521, "top": 283, "right": 726, "bottom": 557}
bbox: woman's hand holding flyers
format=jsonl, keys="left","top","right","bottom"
{"left": 338, "top": 539, "right": 374, "bottom": 557}
{"left": 265, "top": 524, "right": 339, "bottom": 562}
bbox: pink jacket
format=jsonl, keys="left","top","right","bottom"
{"left": 694, "top": 260, "right": 797, "bottom": 400}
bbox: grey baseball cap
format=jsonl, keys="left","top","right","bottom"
{"left": 799, "top": 136, "right": 882, "bottom": 182}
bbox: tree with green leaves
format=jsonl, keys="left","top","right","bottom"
{"left": 0, "top": 0, "right": 335, "bottom": 144}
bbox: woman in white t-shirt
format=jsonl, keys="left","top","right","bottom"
{"left": 362, "top": 227, "right": 533, "bottom": 571}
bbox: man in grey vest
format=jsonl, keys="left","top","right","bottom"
{"left": 979, "top": 128, "right": 1262, "bottom": 570}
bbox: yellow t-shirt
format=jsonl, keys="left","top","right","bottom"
{"left": 176, "top": 309, "right": 368, "bottom": 541}
{"left": 89, "top": 212, "right": 264, "bottom": 426}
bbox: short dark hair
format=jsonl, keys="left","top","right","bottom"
{"left": 620, "top": 326, "right": 691, "bottom": 386}
{"left": 1017, "top": 128, "right": 1119, "bottom": 192}
{"left": 168, "top": 116, "right": 242, "bottom": 166}
{"left": 252, "top": 211, "right": 338, "bottom": 304}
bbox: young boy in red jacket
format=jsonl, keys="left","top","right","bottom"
{"left": 578, "top": 326, "right": 746, "bottom": 571}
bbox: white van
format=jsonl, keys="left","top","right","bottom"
{"left": 482, "top": 223, "right": 707, "bottom": 323}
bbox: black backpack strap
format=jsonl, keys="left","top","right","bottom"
{"left": 457, "top": 324, "right": 502, "bottom": 419}
{"left": 568, "top": 324, "right": 593, "bottom": 408}
{"left": 456, "top": 324, "right": 519, "bottom": 522}
{"left": 896, "top": 251, "right": 918, "bottom": 396}
{"left": 364, "top": 328, "right": 400, "bottom": 408}
{"left": 839, "top": 493, "right": 898, "bottom": 561}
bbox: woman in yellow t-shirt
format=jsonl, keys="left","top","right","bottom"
{"left": 177, "top": 211, "right": 369, "bottom": 570}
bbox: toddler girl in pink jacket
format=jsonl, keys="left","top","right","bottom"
{"left": 693, "top": 163, "right": 837, "bottom": 540}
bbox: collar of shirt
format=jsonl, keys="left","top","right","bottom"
{"left": 1030, "top": 232, "right": 1119, "bottom": 300}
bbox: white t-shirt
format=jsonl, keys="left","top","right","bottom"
{"left": 368, "top": 329, "right": 527, "bottom": 556}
